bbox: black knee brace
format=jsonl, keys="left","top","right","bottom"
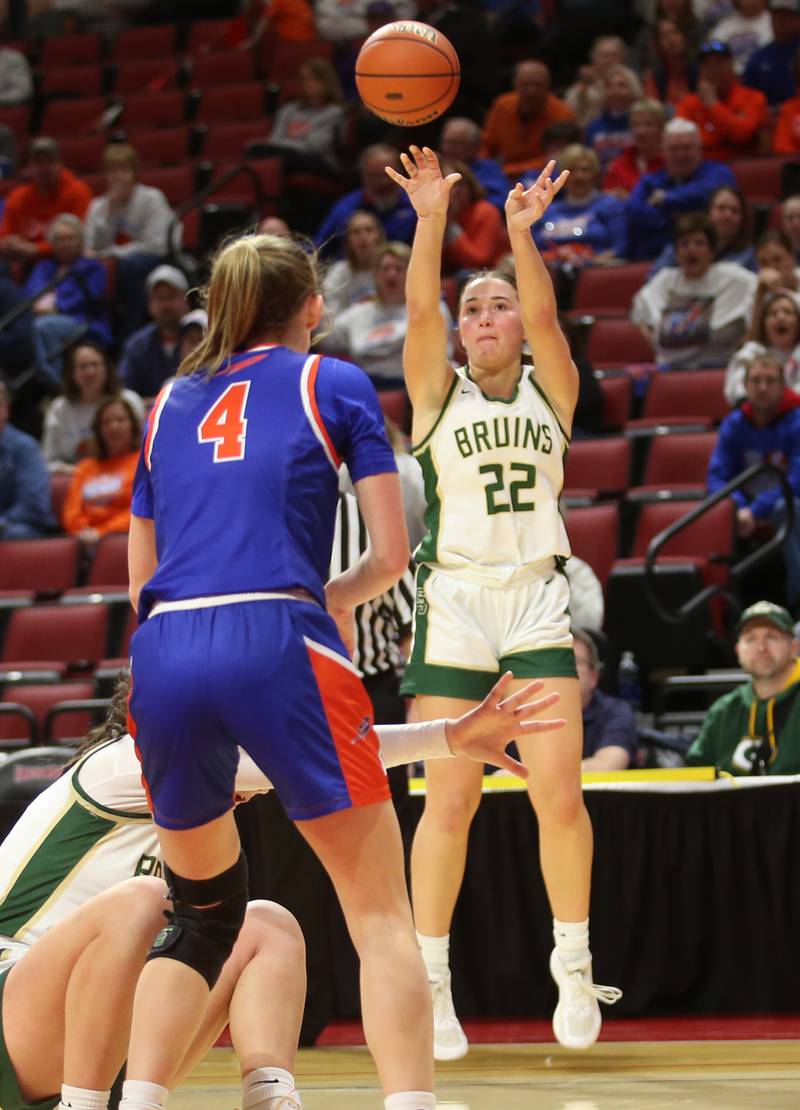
{"left": 147, "top": 851, "right": 249, "bottom": 989}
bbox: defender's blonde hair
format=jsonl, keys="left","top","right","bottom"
{"left": 179, "top": 233, "right": 320, "bottom": 377}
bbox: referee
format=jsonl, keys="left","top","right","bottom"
{"left": 330, "top": 490, "right": 415, "bottom": 801}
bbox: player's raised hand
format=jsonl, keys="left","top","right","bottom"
{"left": 505, "top": 160, "right": 569, "bottom": 233}
{"left": 385, "top": 145, "right": 461, "bottom": 219}
{"left": 444, "top": 672, "right": 565, "bottom": 779}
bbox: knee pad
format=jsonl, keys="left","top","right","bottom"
{"left": 147, "top": 851, "right": 249, "bottom": 989}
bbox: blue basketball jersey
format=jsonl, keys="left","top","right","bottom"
{"left": 132, "top": 345, "right": 396, "bottom": 619}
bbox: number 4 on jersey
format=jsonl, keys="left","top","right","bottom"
{"left": 197, "top": 381, "right": 251, "bottom": 462}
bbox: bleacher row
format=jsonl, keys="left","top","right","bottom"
{"left": 0, "top": 532, "right": 133, "bottom": 751}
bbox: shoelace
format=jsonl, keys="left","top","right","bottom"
{"left": 564, "top": 962, "right": 622, "bottom": 1006}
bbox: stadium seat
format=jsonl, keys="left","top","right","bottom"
{"left": 4, "top": 681, "right": 96, "bottom": 741}
{"left": 56, "top": 134, "right": 106, "bottom": 175}
{"left": 627, "top": 431, "right": 718, "bottom": 501}
{"left": 596, "top": 370, "right": 633, "bottom": 430}
{"left": 112, "top": 58, "right": 183, "bottom": 96}
{"left": 626, "top": 368, "right": 729, "bottom": 431}
{"left": 266, "top": 40, "right": 334, "bottom": 84}
{"left": 123, "top": 125, "right": 197, "bottom": 168}
{"left": 45, "top": 695, "right": 110, "bottom": 745}
{"left": 1, "top": 603, "right": 110, "bottom": 674}
{"left": 563, "top": 436, "right": 631, "bottom": 500}
{"left": 39, "top": 97, "right": 108, "bottom": 139}
{"left": 113, "top": 25, "right": 176, "bottom": 61}
{"left": 196, "top": 83, "right": 267, "bottom": 124}
{"left": 0, "top": 746, "right": 76, "bottom": 797}
{"left": 0, "top": 704, "right": 37, "bottom": 751}
{"left": 39, "top": 64, "right": 105, "bottom": 99}
{"left": 378, "top": 390, "right": 410, "bottom": 433}
{"left": 0, "top": 538, "right": 80, "bottom": 595}
{"left": 202, "top": 157, "right": 281, "bottom": 210}
{"left": 191, "top": 50, "right": 255, "bottom": 88}
{"left": 85, "top": 533, "right": 129, "bottom": 589}
{"left": 731, "top": 156, "right": 789, "bottom": 203}
{"left": 201, "top": 119, "right": 269, "bottom": 162}
{"left": 120, "top": 91, "right": 190, "bottom": 130}
{"left": 571, "top": 262, "right": 651, "bottom": 318}
{"left": 139, "top": 165, "right": 197, "bottom": 206}
{"left": 0, "top": 105, "right": 30, "bottom": 149}
{"left": 585, "top": 319, "right": 656, "bottom": 368}
{"left": 565, "top": 503, "right": 620, "bottom": 589}
{"left": 50, "top": 474, "right": 72, "bottom": 524}
{"left": 41, "top": 32, "right": 103, "bottom": 68}
{"left": 185, "top": 18, "right": 238, "bottom": 54}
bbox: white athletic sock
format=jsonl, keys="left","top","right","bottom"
{"left": 416, "top": 931, "right": 449, "bottom": 980}
{"left": 58, "top": 1086, "right": 110, "bottom": 1110}
{"left": 384, "top": 1092, "right": 437, "bottom": 1109}
{"left": 118, "top": 1080, "right": 168, "bottom": 1109}
{"left": 242, "top": 1066, "right": 301, "bottom": 1108}
{"left": 553, "top": 917, "right": 591, "bottom": 968}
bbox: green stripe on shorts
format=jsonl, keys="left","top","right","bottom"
{"left": 400, "top": 661, "right": 501, "bottom": 701}
{"left": 500, "top": 646, "right": 577, "bottom": 678}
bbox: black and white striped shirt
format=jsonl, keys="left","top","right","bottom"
{"left": 329, "top": 492, "right": 415, "bottom": 677}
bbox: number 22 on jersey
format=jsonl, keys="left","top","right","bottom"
{"left": 197, "top": 381, "right": 251, "bottom": 462}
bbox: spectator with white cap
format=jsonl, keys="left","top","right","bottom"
{"left": 117, "top": 264, "right": 188, "bottom": 401}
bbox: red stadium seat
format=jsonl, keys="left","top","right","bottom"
{"left": 139, "top": 165, "right": 197, "bottom": 206}
{"left": 2, "top": 604, "right": 109, "bottom": 672}
{"left": 571, "top": 263, "right": 651, "bottom": 318}
{"left": 113, "top": 25, "right": 176, "bottom": 61}
{"left": 266, "top": 40, "right": 334, "bottom": 83}
{"left": 200, "top": 120, "right": 269, "bottom": 162}
{"left": 596, "top": 371, "right": 633, "bottom": 431}
{"left": 120, "top": 91, "right": 189, "bottom": 130}
{"left": 4, "top": 682, "right": 96, "bottom": 741}
{"left": 41, "top": 33, "right": 103, "bottom": 68}
{"left": 39, "top": 64, "right": 104, "bottom": 99}
{"left": 627, "top": 431, "right": 718, "bottom": 501}
{"left": 563, "top": 437, "right": 631, "bottom": 500}
{"left": 86, "top": 533, "right": 129, "bottom": 589}
{"left": 203, "top": 158, "right": 281, "bottom": 210}
{"left": 113, "top": 58, "right": 182, "bottom": 96}
{"left": 0, "top": 105, "right": 30, "bottom": 148}
{"left": 378, "top": 390, "right": 410, "bottom": 433}
{"left": 50, "top": 474, "right": 72, "bottom": 523}
{"left": 56, "top": 134, "right": 106, "bottom": 175}
{"left": 627, "top": 497, "right": 735, "bottom": 563}
{"left": 0, "top": 704, "right": 37, "bottom": 750}
{"left": 123, "top": 125, "right": 196, "bottom": 168}
{"left": 196, "top": 83, "right": 267, "bottom": 124}
{"left": 40, "top": 97, "right": 108, "bottom": 139}
{"left": 566, "top": 503, "right": 620, "bottom": 589}
{"left": 585, "top": 318, "right": 656, "bottom": 368}
{"left": 191, "top": 50, "right": 255, "bottom": 88}
{"left": 186, "top": 18, "right": 239, "bottom": 54}
{"left": 0, "top": 538, "right": 80, "bottom": 595}
{"left": 626, "top": 368, "right": 730, "bottom": 431}
{"left": 731, "top": 156, "right": 790, "bottom": 203}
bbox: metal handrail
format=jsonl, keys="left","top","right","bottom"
{"left": 643, "top": 460, "right": 795, "bottom": 626}
{"left": 166, "top": 161, "right": 266, "bottom": 262}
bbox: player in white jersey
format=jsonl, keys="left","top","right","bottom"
{"left": 0, "top": 672, "right": 560, "bottom": 1110}
{"left": 386, "top": 147, "right": 621, "bottom": 1061}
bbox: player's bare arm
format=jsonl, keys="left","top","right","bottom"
{"left": 386, "top": 145, "right": 459, "bottom": 430}
{"left": 505, "top": 161, "right": 580, "bottom": 435}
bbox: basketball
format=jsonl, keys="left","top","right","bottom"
{"left": 355, "top": 21, "right": 460, "bottom": 127}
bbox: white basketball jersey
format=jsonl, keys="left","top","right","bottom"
{"left": 413, "top": 366, "right": 570, "bottom": 583}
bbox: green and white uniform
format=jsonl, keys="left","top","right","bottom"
{"left": 402, "top": 364, "right": 576, "bottom": 701}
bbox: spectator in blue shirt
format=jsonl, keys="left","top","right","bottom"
{"left": 743, "top": 0, "right": 800, "bottom": 105}
{"left": 0, "top": 269, "right": 34, "bottom": 377}
{"left": 117, "top": 264, "right": 188, "bottom": 401}
{"left": 584, "top": 64, "right": 642, "bottom": 175}
{"left": 314, "top": 144, "right": 415, "bottom": 258}
{"left": 707, "top": 352, "right": 800, "bottom": 605}
{"left": 574, "top": 628, "right": 638, "bottom": 771}
{"left": 24, "top": 213, "right": 111, "bottom": 386}
{"left": 439, "top": 116, "right": 510, "bottom": 210}
{"left": 533, "top": 143, "right": 628, "bottom": 262}
{"left": 0, "top": 380, "right": 55, "bottom": 539}
{"left": 626, "top": 117, "right": 736, "bottom": 260}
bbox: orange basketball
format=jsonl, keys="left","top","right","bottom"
{"left": 355, "top": 21, "right": 460, "bottom": 127}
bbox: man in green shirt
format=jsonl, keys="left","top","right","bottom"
{"left": 687, "top": 601, "right": 800, "bottom": 775}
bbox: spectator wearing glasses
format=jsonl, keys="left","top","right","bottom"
{"left": 573, "top": 628, "right": 637, "bottom": 772}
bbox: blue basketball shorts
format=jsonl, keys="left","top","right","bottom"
{"left": 128, "top": 595, "right": 390, "bottom": 828}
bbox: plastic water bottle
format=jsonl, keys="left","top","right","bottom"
{"left": 617, "top": 650, "right": 641, "bottom": 712}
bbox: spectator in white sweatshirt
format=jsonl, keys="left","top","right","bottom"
{"left": 0, "top": 45, "right": 33, "bottom": 106}
{"left": 263, "top": 57, "right": 346, "bottom": 177}
{"left": 84, "top": 143, "right": 175, "bottom": 337}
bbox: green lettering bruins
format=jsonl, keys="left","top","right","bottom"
{"left": 453, "top": 417, "right": 553, "bottom": 458}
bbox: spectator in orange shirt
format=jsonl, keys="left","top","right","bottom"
{"left": 439, "top": 159, "right": 508, "bottom": 276}
{"left": 62, "top": 396, "right": 141, "bottom": 548}
{"left": 0, "top": 138, "right": 93, "bottom": 264}
{"left": 676, "top": 39, "right": 769, "bottom": 160}
{"left": 233, "top": 0, "right": 316, "bottom": 48}
{"left": 481, "top": 59, "right": 574, "bottom": 179}
{"left": 773, "top": 47, "right": 800, "bottom": 152}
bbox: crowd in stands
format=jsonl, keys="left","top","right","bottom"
{"left": 3, "top": 0, "right": 800, "bottom": 774}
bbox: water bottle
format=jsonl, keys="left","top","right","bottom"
{"left": 617, "top": 650, "right": 641, "bottom": 712}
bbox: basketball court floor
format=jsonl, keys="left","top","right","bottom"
{"left": 172, "top": 1038, "right": 800, "bottom": 1108}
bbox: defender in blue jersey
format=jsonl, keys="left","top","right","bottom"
{"left": 122, "top": 234, "right": 437, "bottom": 1110}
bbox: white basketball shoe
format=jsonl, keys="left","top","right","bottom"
{"left": 430, "top": 970, "right": 469, "bottom": 1060}
{"left": 549, "top": 948, "right": 622, "bottom": 1050}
